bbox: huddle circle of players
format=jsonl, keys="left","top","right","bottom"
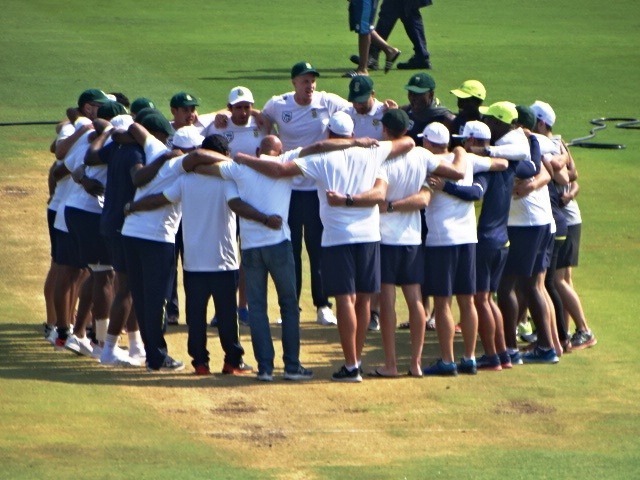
{"left": 44, "top": 60, "right": 596, "bottom": 381}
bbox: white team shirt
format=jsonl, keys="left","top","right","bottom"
{"left": 346, "top": 99, "right": 386, "bottom": 139}
{"left": 121, "top": 155, "right": 186, "bottom": 243}
{"left": 203, "top": 116, "right": 265, "bottom": 158}
{"left": 53, "top": 130, "right": 93, "bottom": 232}
{"left": 219, "top": 153, "right": 295, "bottom": 250}
{"left": 380, "top": 147, "right": 440, "bottom": 245}
{"left": 294, "top": 142, "right": 393, "bottom": 247}
{"left": 163, "top": 173, "right": 239, "bottom": 272}
{"left": 424, "top": 152, "right": 491, "bottom": 247}
{"left": 508, "top": 133, "right": 555, "bottom": 227}
{"left": 262, "top": 90, "right": 350, "bottom": 190}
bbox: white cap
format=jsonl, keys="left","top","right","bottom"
{"left": 530, "top": 100, "right": 556, "bottom": 127}
{"left": 421, "top": 122, "right": 450, "bottom": 145}
{"left": 454, "top": 120, "right": 491, "bottom": 140}
{"left": 327, "top": 111, "right": 354, "bottom": 137}
{"left": 110, "top": 114, "right": 134, "bottom": 130}
{"left": 106, "top": 93, "right": 117, "bottom": 101}
{"left": 172, "top": 125, "right": 204, "bottom": 149}
{"left": 228, "top": 86, "right": 255, "bottom": 105}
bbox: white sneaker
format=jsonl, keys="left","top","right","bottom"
{"left": 46, "top": 328, "right": 58, "bottom": 345}
{"left": 76, "top": 338, "right": 96, "bottom": 358}
{"left": 64, "top": 335, "right": 88, "bottom": 355}
{"left": 316, "top": 306, "right": 337, "bottom": 326}
{"left": 100, "top": 347, "right": 142, "bottom": 367}
{"left": 91, "top": 344, "right": 103, "bottom": 359}
{"left": 129, "top": 346, "right": 146, "bottom": 362}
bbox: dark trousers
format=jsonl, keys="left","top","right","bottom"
{"left": 288, "top": 190, "right": 329, "bottom": 308}
{"left": 167, "top": 222, "right": 183, "bottom": 319}
{"left": 123, "top": 236, "right": 175, "bottom": 369}
{"left": 371, "top": 0, "right": 430, "bottom": 61}
{"left": 183, "top": 270, "right": 244, "bottom": 368}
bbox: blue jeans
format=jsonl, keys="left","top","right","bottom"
{"left": 242, "top": 240, "right": 300, "bottom": 375}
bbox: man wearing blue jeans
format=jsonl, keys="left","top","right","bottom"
{"left": 195, "top": 136, "right": 312, "bottom": 381}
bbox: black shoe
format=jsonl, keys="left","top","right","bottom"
{"left": 397, "top": 57, "right": 432, "bottom": 70}
{"left": 331, "top": 365, "right": 363, "bottom": 383}
{"left": 349, "top": 54, "right": 379, "bottom": 71}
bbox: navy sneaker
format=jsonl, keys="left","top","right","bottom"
{"left": 458, "top": 357, "right": 478, "bottom": 375}
{"left": 422, "top": 359, "right": 458, "bottom": 376}
{"left": 147, "top": 356, "right": 185, "bottom": 373}
{"left": 497, "top": 351, "right": 513, "bottom": 369}
{"left": 509, "top": 351, "right": 524, "bottom": 366}
{"left": 284, "top": 365, "right": 314, "bottom": 381}
{"left": 522, "top": 347, "right": 560, "bottom": 364}
{"left": 476, "top": 354, "right": 502, "bottom": 371}
{"left": 331, "top": 365, "right": 362, "bottom": 383}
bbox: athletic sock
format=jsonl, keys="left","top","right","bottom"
{"left": 128, "top": 331, "right": 144, "bottom": 353}
{"left": 95, "top": 319, "right": 109, "bottom": 345}
{"left": 104, "top": 334, "right": 118, "bottom": 352}
{"left": 507, "top": 348, "right": 519, "bottom": 355}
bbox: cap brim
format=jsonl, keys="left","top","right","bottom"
{"left": 450, "top": 89, "right": 472, "bottom": 99}
{"left": 296, "top": 69, "right": 320, "bottom": 77}
{"left": 478, "top": 106, "right": 489, "bottom": 114}
{"left": 405, "top": 86, "right": 431, "bottom": 94}
{"left": 348, "top": 93, "right": 371, "bottom": 103}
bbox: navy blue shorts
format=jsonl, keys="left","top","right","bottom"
{"left": 54, "top": 229, "right": 83, "bottom": 268}
{"left": 65, "top": 206, "right": 112, "bottom": 267}
{"left": 504, "top": 224, "right": 553, "bottom": 277}
{"left": 381, "top": 244, "right": 424, "bottom": 285}
{"left": 349, "top": 0, "right": 378, "bottom": 33}
{"left": 557, "top": 223, "right": 581, "bottom": 268}
{"left": 476, "top": 241, "right": 508, "bottom": 293}
{"left": 322, "top": 242, "right": 380, "bottom": 296}
{"left": 105, "top": 233, "right": 127, "bottom": 273}
{"left": 424, "top": 243, "right": 476, "bottom": 297}
{"left": 47, "top": 208, "right": 57, "bottom": 259}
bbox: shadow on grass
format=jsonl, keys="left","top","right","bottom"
{"left": 198, "top": 67, "right": 371, "bottom": 82}
{"left": 0, "top": 320, "right": 471, "bottom": 387}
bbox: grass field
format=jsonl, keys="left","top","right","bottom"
{"left": 1, "top": 1, "right": 640, "bottom": 478}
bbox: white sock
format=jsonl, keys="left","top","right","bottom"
{"left": 507, "top": 348, "right": 519, "bottom": 355}
{"left": 346, "top": 363, "right": 359, "bottom": 371}
{"left": 104, "top": 334, "right": 118, "bottom": 351}
{"left": 128, "top": 331, "right": 145, "bottom": 354}
{"left": 95, "top": 319, "right": 109, "bottom": 345}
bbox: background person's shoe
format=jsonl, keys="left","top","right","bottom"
{"left": 397, "top": 56, "right": 431, "bottom": 70}
{"left": 368, "top": 311, "right": 380, "bottom": 331}
{"left": 316, "top": 306, "right": 337, "bottom": 325}
{"left": 349, "top": 54, "right": 379, "bottom": 70}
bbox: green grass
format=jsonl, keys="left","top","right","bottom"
{"left": 1, "top": 0, "right": 640, "bottom": 478}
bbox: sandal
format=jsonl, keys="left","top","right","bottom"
{"left": 384, "top": 50, "right": 401, "bottom": 74}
